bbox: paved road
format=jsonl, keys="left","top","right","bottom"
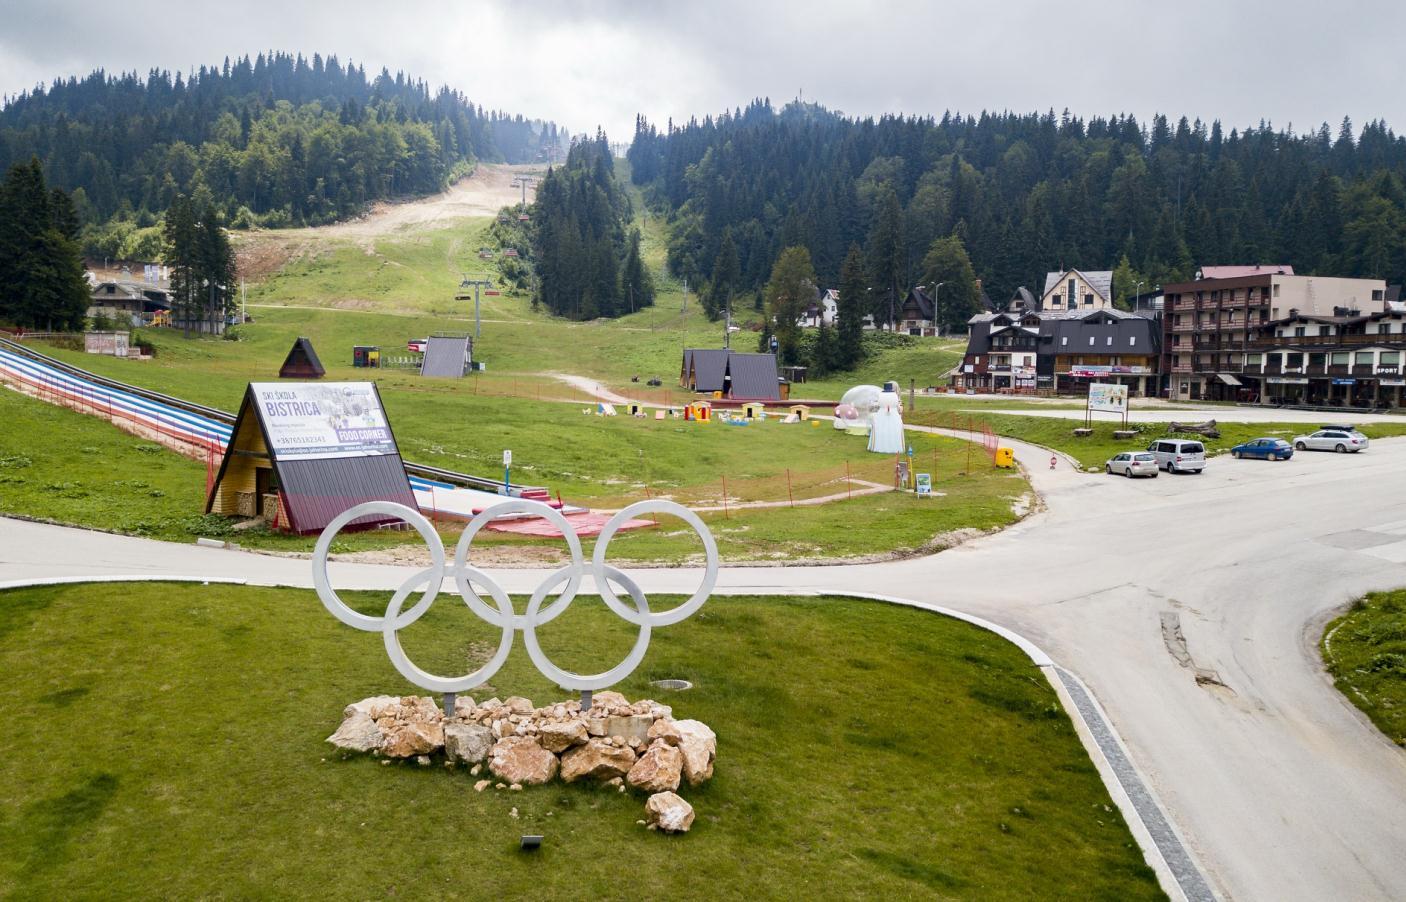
{"left": 961, "top": 405, "right": 1406, "bottom": 425}
{"left": 4, "top": 439, "right": 1406, "bottom": 900}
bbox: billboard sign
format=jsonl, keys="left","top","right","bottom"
{"left": 250, "top": 382, "right": 396, "bottom": 460}
{"left": 1087, "top": 382, "right": 1129, "bottom": 414}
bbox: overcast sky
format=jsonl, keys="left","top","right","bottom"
{"left": 3, "top": 0, "right": 1402, "bottom": 142}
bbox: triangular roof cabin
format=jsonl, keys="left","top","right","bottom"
{"left": 205, "top": 382, "right": 416, "bottom": 534}
{"left": 279, "top": 337, "right": 326, "bottom": 379}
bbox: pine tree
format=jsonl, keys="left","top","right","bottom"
{"left": 619, "top": 227, "right": 654, "bottom": 313}
{"left": 867, "top": 187, "right": 904, "bottom": 330}
{"left": 919, "top": 234, "right": 980, "bottom": 332}
{"left": 705, "top": 228, "right": 739, "bottom": 321}
{"left": 0, "top": 158, "right": 88, "bottom": 330}
{"left": 764, "top": 246, "right": 816, "bottom": 366}
{"left": 164, "top": 195, "right": 199, "bottom": 336}
{"left": 837, "top": 243, "right": 868, "bottom": 369}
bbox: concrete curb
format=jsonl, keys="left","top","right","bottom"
{"left": 0, "top": 575, "right": 249, "bottom": 591}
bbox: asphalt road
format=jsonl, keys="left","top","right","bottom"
{"left": 4, "top": 439, "right": 1406, "bottom": 900}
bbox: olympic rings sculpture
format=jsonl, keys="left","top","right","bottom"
{"left": 312, "top": 499, "right": 719, "bottom": 693}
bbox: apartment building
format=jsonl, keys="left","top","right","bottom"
{"left": 1161, "top": 267, "right": 1387, "bottom": 401}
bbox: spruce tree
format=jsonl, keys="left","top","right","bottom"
{"left": 0, "top": 158, "right": 88, "bottom": 330}
{"left": 837, "top": 244, "right": 868, "bottom": 369}
{"left": 764, "top": 246, "right": 816, "bottom": 366}
{"left": 705, "top": 228, "right": 739, "bottom": 321}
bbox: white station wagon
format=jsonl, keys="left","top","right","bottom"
{"left": 1293, "top": 428, "right": 1369, "bottom": 453}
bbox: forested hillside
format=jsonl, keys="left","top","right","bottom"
{"left": 531, "top": 132, "right": 652, "bottom": 320}
{"left": 628, "top": 99, "right": 1406, "bottom": 312}
{"left": 0, "top": 51, "right": 564, "bottom": 238}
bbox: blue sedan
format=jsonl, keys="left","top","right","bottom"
{"left": 1230, "top": 438, "right": 1294, "bottom": 461}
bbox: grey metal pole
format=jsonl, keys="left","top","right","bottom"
{"left": 475, "top": 283, "right": 481, "bottom": 339}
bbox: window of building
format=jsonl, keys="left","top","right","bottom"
{"left": 1373, "top": 289, "right": 1384, "bottom": 301}
{"left": 1088, "top": 336, "right": 1095, "bottom": 346}
{"left": 1068, "top": 278, "right": 1076, "bottom": 301}
{"left": 1130, "top": 336, "right": 1137, "bottom": 346}
{"left": 1052, "top": 294, "right": 1062, "bottom": 306}
{"left": 1331, "top": 352, "right": 1350, "bottom": 365}
{"left": 1295, "top": 326, "right": 1306, "bottom": 337}
{"left": 1379, "top": 323, "right": 1391, "bottom": 334}
{"left": 1355, "top": 352, "right": 1375, "bottom": 367}
{"left": 1287, "top": 353, "right": 1304, "bottom": 368}
{"left": 1106, "top": 336, "right": 1113, "bottom": 346}
{"left": 1060, "top": 336, "right": 1068, "bottom": 346}
{"left": 1273, "top": 283, "right": 1281, "bottom": 298}
{"left": 1381, "top": 351, "right": 1401, "bottom": 366}
{"left": 1246, "top": 353, "right": 1263, "bottom": 365}
{"left": 1084, "top": 293, "right": 1094, "bottom": 306}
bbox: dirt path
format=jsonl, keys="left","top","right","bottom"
{"left": 309, "top": 163, "right": 545, "bottom": 238}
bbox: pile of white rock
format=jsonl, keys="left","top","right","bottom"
{"left": 327, "top": 690, "right": 714, "bottom": 833}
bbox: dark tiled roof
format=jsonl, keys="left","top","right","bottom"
{"left": 904, "top": 287, "right": 935, "bottom": 320}
{"left": 1043, "top": 269, "right": 1113, "bottom": 303}
{"left": 280, "top": 337, "right": 325, "bottom": 378}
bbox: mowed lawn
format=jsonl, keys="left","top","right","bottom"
{"left": 0, "top": 381, "right": 1027, "bottom": 562}
{"left": 0, "top": 582, "right": 1163, "bottom": 899}
{"left": 1323, "top": 588, "right": 1406, "bottom": 746}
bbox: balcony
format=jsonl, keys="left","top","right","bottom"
{"left": 1260, "top": 333, "right": 1404, "bottom": 348}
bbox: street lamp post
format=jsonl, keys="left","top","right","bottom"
{"left": 929, "top": 281, "right": 946, "bottom": 335}
{"left": 1134, "top": 280, "right": 1145, "bottom": 311}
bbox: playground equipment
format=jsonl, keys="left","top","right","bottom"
{"left": 685, "top": 401, "right": 712, "bottom": 421}
{"left": 834, "top": 384, "right": 882, "bottom": 431}
{"left": 867, "top": 387, "right": 905, "bottom": 454}
{"left": 627, "top": 402, "right": 644, "bottom": 417}
{"left": 741, "top": 401, "right": 766, "bottom": 420}
{"left": 597, "top": 402, "right": 618, "bottom": 416}
{"left": 995, "top": 447, "right": 1015, "bottom": 468}
{"left": 789, "top": 404, "right": 810, "bottom": 421}
{"left": 352, "top": 345, "right": 380, "bottom": 369}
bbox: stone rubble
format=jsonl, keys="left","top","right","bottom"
{"left": 327, "top": 692, "right": 714, "bottom": 833}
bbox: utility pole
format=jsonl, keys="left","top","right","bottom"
{"left": 724, "top": 291, "right": 732, "bottom": 350}
{"left": 1134, "top": 280, "right": 1145, "bottom": 311}
{"left": 929, "top": 281, "right": 946, "bottom": 335}
{"left": 681, "top": 278, "right": 688, "bottom": 313}
{"left": 456, "top": 276, "right": 494, "bottom": 338}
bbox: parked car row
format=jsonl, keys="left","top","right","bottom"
{"left": 1106, "top": 426, "right": 1369, "bottom": 478}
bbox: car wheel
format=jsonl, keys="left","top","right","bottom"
{"left": 1335, "top": 444, "right": 1346, "bottom": 453}
{"left": 1124, "top": 468, "right": 1133, "bottom": 478}
{"left": 1295, "top": 442, "right": 1306, "bottom": 451}
{"left": 1105, "top": 464, "right": 1112, "bottom": 474}
{"left": 1268, "top": 452, "right": 1278, "bottom": 461}
{"left": 1232, "top": 450, "right": 1240, "bottom": 459}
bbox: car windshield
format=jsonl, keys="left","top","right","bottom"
{"left": 1134, "top": 454, "right": 1155, "bottom": 461}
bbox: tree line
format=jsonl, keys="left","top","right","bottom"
{"left": 530, "top": 132, "right": 653, "bottom": 320}
{"left": 0, "top": 51, "right": 566, "bottom": 239}
{"left": 628, "top": 99, "right": 1406, "bottom": 329}
{"left": 0, "top": 158, "right": 88, "bottom": 331}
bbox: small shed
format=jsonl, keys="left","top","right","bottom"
{"left": 685, "top": 401, "right": 712, "bottom": 422}
{"left": 627, "top": 402, "right": 644, "bottom": 417}
{"left": 741, "top": 401, "right": 766, "bottom": 419}
{"left": 789, "top": 404, "right": 811, "bottom": 421}
{"left": 279, "top": 337, "right": 325, "bottom": 379}
{"left": 352, "top": 346, "right": 379, "bottom": 368}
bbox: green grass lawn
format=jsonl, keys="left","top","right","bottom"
{"left": 0, "top": 582, "right": 1163, "bottom": 899}
{"left": 0, "top": 380, "right": 1027, "bottom": 563}
{"left": 1323, "top": 589, "right": 1406, "bottom": 746}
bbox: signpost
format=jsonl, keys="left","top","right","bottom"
{"left": 503, "top": 449, "right": 512, "bottom": 495}
{"left": 915, "top": 473, "right": 932, "bottom": 497}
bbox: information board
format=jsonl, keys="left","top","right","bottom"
{"left": 250, "top": 382, "right": 396, "bottom": 459}
{"left": 1087, "top": 382, "right": 1129, "bottom": 414}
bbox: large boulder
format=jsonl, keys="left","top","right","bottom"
{"left": 488, "top": 736, "right": 558, "bottom": 785}
{"left": 673, "top": 720, "right": 717, "bottom": 785}
{"left": 538, "top": 719, "right": 589, "bottom": 753}
{"left": 627, "top": 742, "right": 683, "bottom": 792}
{"left": 444, "top": 722, "right": 494, "bottom": 765}
{"left": 380, "top": 719, "right": 444, "bottom": 758}
{"left": 647, "top": 718, "right": 683, "bottom": 747}
{"left": 644, "top": 791, "right": 695, "bottom": 833}
{"left": 504, "top": 696, "right": 534, "bottom": 715}
{"left": 590, "top": 690, "right": 630, "bottom": 711}
{"left": 344, "top": 695, "right": 401, "bottom": 720}
{"left": 327, "top": 711, "right": 383, "bottom": 753}
{"left": 559, "top": 737, "right": 638, "bottom": 782}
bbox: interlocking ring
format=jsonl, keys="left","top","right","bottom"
{"left": 312, "top": 497, "right": 719, "bottom": 692}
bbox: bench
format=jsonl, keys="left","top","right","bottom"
{"left": 1112, "top": 430, "right": 1138, "bottom": 440}
{"left": 1072, "top": 428, "right": 1093, "bottom": 437}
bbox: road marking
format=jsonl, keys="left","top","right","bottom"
{"left": 1055, "top": 667, "right": 1219, "bottom": 902}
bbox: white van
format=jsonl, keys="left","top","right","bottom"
{"left": 1146, "top": 439, "right": 1206, "bottom": 473}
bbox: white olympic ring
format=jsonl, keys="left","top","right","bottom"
{"left": 311, "top": 498, "right": 719, "bottom": 692}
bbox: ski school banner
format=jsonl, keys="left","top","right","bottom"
{"left": 250, "top": 382, "right": 395, "bottom": 459}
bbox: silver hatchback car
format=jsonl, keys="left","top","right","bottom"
{"left": 1293, "top": 428, "right": 1369, "bottom": 453}
{"left": 1106, "top": 451, "right": 1159, "bottom": 478}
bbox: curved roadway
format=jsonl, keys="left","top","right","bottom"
{"left": 3, "top": 437, "right": 1406, "bottom": 900}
